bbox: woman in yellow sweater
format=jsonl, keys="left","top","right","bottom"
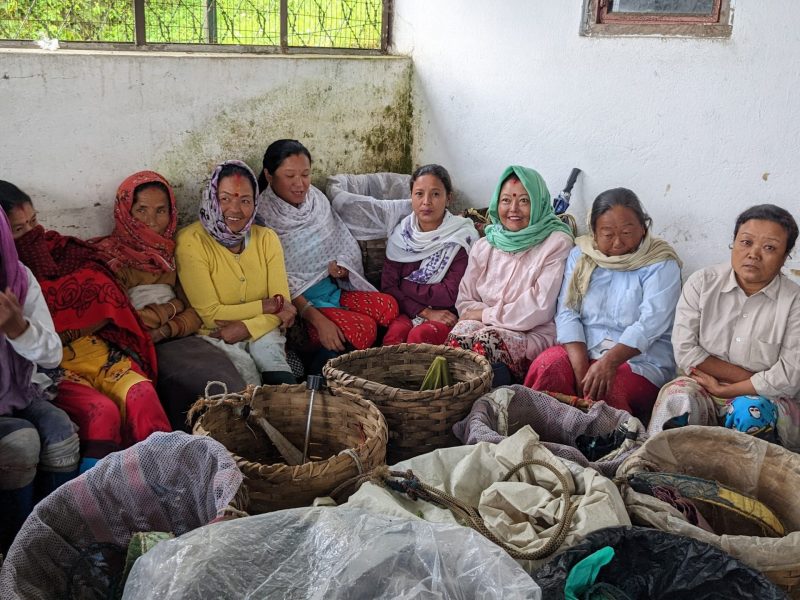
{"left": 176, "top": 160, "right": 297, "bottom": 385}
{"left": 91, "top": 170, "right": 246, "bottom": 429}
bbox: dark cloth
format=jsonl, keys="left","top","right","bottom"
{"left": 15, "top": 225, "right": 157, "bottom": 378}
{"left": 155, "top": 337, "right": 245, "bottom": 432}
{"left": 381, "top": 248, "right": 468, "bottom": 318}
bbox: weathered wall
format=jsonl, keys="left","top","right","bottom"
{"left": 393, "top": 0, "right": 800, "bottom": 280}
{"left": 0, "top": 49, "right": 412, "bottom": 234}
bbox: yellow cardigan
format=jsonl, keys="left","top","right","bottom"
{"left": 175, "top": 222, "right": 289, "bottom": 340}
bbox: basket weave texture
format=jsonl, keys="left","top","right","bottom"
{"left": 323, "top": 343, "right": 493, "bottom": 463}
{"left": 191, "top": 383, "right": 387, "bottom": 513}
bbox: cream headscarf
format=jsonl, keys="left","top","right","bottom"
{"left": 565, "top": 230, "right": 683, "bottom": 309}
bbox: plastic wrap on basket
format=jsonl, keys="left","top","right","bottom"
{"left": 0, "top": 432, "right": 244, "bottom": 600}
{"left": 121, "top": 507, "right": 542, "bottom": 600}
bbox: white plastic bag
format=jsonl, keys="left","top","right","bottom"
{"left": 122, "top": 507, "right": 541, "bottom": 599}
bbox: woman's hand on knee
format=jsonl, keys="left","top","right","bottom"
{"left": 316, "top": 316, "right": 347, "bottom": 352}
{"left": 277, "top": 305, "right": 297, "bottom": 329}
{"left": 581, "top": 357, "right": 617, "bottom": 401}
{"left": 210, "top": 320, "right": 250, "bottom": 344}
{"left": 419, "top": 308, "right": 457, "bottom": 327}
{"left": 459, "top": 308, "right": 484, "bottom": 322}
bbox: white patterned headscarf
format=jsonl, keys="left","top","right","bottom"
{"left": 256, "top": 184, "right": 374, "bottom": 296}
{"left": 385, "top": 211, "right": 478, "bottom": 284}
{"left": 199, "top": 160, "right": 259, "bottom": 249}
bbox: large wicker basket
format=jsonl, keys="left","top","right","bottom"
{"left": 323, "top": 343, "right": 493, "bottom": 463}
{"left": 191, "top": 383, "right": 387, "bottom": 513}
{"left": 618, "top": 426, "right": 800, "bottom": 598}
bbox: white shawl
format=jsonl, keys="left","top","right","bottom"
{"left": 256, "top": 184, "right": 374, "bottom": 297}
{"left": 385, "top": 211, "right": 478, "bottom": 285}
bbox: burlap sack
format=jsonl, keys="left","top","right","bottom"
{"left": 346, "top": 427, "right": 630, "bottom": 570}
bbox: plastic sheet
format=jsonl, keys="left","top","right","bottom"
{"left": 0, "top": 432, "right": 242, "bottom": 600}
{"left": 533, "top": 526, "right": 787, "bottom": 599}
{"left": 122, "top": 507, "right": 542, "bottom": 599}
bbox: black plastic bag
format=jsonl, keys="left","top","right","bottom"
{"left": 533, "top": 526, "right": 787, "bottom": 599}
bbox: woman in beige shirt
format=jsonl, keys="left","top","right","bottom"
{"left": 649, "top": 204, "right": 800, "bottom": 449}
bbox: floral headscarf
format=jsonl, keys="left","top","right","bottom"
{"left": 91, "top": 170, "right": 177, "bottom": 273}
{"left": 199, "top": 160, "right": 259, "bottom": 248}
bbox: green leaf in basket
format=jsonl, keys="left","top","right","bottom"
{"left": 419, "top": 356, "right": 452, "bottom": 391}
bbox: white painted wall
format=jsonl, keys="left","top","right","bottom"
{"left": 393, "top": 0, "right": 800, "bottom": 279}
{"left": 0, "top": 50, "right": 411, "bottom": 237}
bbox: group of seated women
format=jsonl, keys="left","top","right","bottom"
{"left": 1, "top": 137, "right": 798, "bottom": 551}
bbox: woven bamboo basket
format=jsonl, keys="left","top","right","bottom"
{"left": 618, "top": 426, "right": 800, "bottom": 597}
{"left": 191, "top": 383, "right": 387, "bottom": 513}
{"left": 323, "top": 343, "right": 493, "bottom": 463}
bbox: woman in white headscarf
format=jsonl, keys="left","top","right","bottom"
{"left": 381, "top": 164, "right": 478, "bottom": 345}
{"left": 256, "top": 140, "right": 398, "bottom": 359}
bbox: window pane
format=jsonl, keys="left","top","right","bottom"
{"left": 146, "top": 0, "right": 281, "bottom": 45}
{"left": 609, "top": 0, "right": 715, "bottom": 14}
{"left": 0, "top": 0, "right": 133, "bottom": 42}
{"left": 288, "top": 0, "right": 382, "bottom": 49}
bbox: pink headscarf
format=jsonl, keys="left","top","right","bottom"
{"left": 0, "top": 208, "right": 37, "bottom": 415}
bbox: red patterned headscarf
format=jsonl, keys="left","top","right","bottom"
{"left": 15, "top": 225, "right": 157, "bottom": 379}
{"left": 91, "top": 171, "right": 177, "bottom": 273}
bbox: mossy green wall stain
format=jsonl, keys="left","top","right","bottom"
{"left": 157, "top": 58, "right": 414, "bottom": 225}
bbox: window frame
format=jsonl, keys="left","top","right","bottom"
{"left": 581, "top": 0, "right": 733, "bottom": 38}
{"left": 0, "top": 0, "right": 392, "bottom": 55}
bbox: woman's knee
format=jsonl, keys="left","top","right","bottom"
{"left": 0, "top": 418, "right": 40, "bottom": 489}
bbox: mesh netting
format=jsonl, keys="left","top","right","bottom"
{"left": 453, "top": 385, "right": 647, "bottom": 478}
{"left": 0, "top": 431, "right": 242, "bottom": 599}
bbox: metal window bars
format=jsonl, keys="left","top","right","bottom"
{"left": 0, "top": 0, "right": 389, "bottom": 52}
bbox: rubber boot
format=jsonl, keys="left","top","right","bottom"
{"left": 261, "top": 371, "right": 297, "bottom": 385}
{"left": 0, "top": 482, "right": 35, "bottom": 554}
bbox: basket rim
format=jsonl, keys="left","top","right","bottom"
{"left": 322, "top": 343, "right": 492, "bottom": 398}
{"left": 191, "top": 384, "right": 388, "bottom": 478}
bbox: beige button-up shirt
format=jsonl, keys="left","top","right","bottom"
{"left": 672, "top": 262, "right": 800, "bottom": 399}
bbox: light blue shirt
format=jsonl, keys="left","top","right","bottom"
{"left": 555, "top": 245, "right": 682, "bottom": 387}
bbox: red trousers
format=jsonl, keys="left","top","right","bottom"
{"left": 56, "top": 375, "right": 171, "bottom": 458}
{"left": 307, "top": 291, "right": 399, "bottom": 350}
{"left": 383, "top": 314, "right": 452, "bottom": 345}
{"left": 524, "top": 345, "right": 658, "bottom": 423}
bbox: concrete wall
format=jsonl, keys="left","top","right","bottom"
{"left": 393, "top": 0, "right": 800, "bottom": 279}
{"left": 0, "top": 49, "right": 412, "bottom": 235}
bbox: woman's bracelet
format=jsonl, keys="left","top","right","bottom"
{"left": 166, "top": 301, "right": 177, "bottom": 321}
{"left": 299, "top": 300, "right": 314, "bottom": 318}
{"left": 273, "top": 294, "right": 285, "bottom": 314}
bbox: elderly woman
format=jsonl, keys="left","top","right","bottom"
{"left": 649, "top": 204, "right": 800, "bottom": 449}
{"left": 176, "top": 160, "right": 297, "bottom": 386}
{"left": 382, "top": 164, "right": 478, "bottom": 345}
{"left": 2, "top": 181, "right": 170, "bottom": 459}
{"left": 447, "top": 166, "right": 573, "bottom": 380}
{"left": 0, "top": 203, "right": 79, "bottom": 552}
{"left": 256, "top": 140, "right": 398, "bottom": 369}
{"left": 524, "top": 188, "right": 682, "bottom": 422}
{"left": 91, "top": 171, "right": 245, "bottom": 429}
